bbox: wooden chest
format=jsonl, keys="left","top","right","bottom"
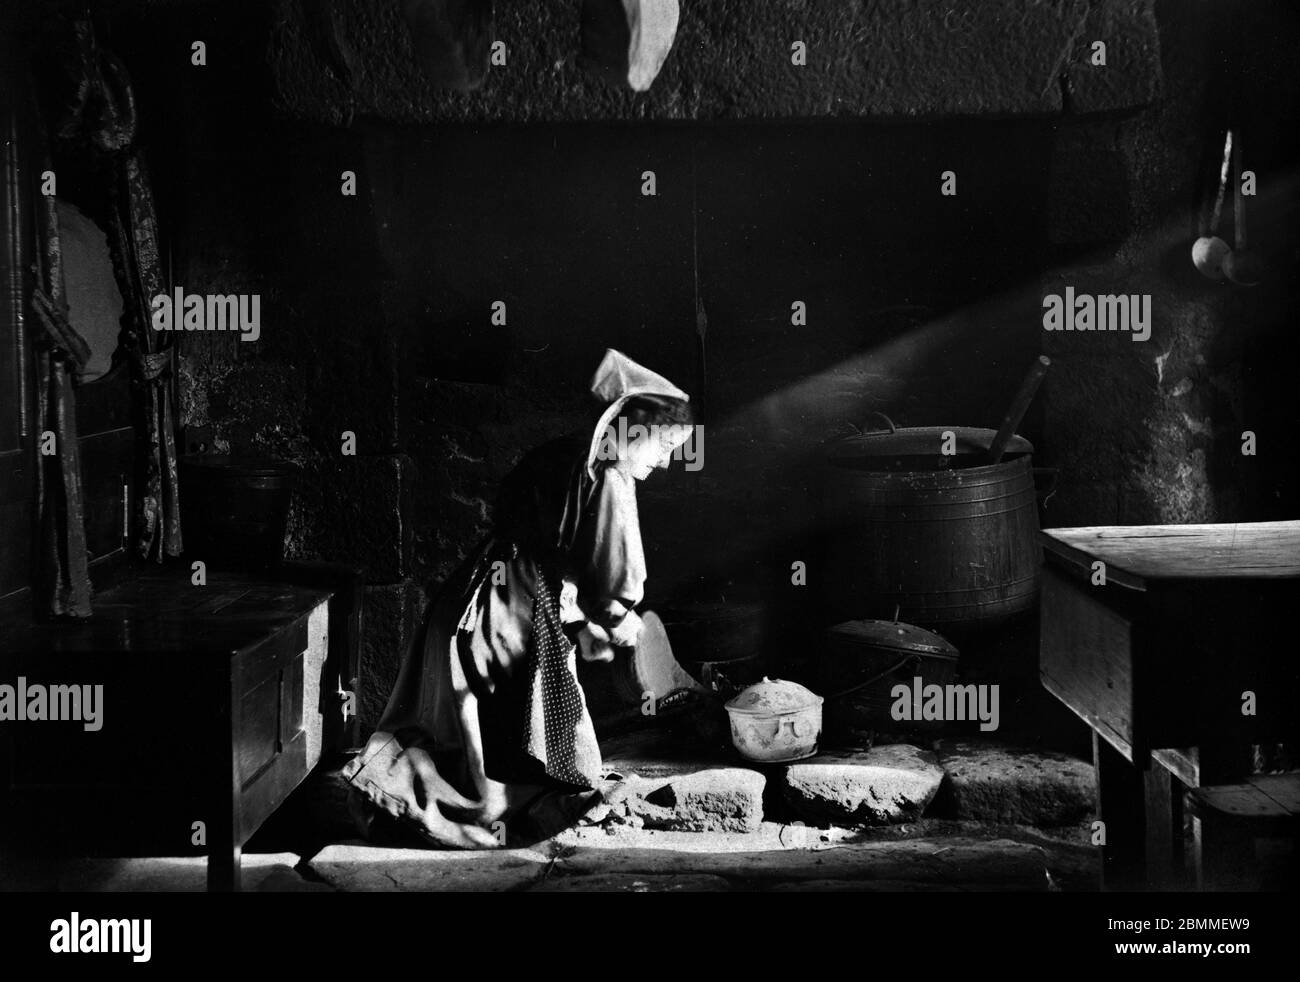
{"left": 0, "top": 562, "right": 361, "bottom": 889}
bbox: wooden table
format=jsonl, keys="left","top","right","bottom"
{"left": 0, "top": 561, "right": 361, "bottom": 890}
{"left": 1038, "top": 522, "right": 1300, "bottom": 889}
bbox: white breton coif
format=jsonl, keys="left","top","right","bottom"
{"left": 585, "top": 347, "right": 690, "bottom": 477}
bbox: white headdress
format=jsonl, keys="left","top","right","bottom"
{"left": 585, "top": 348, "right": 690, "bottom": 478}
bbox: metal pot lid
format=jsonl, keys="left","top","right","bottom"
{"left": 725, "top": 677, "right": 824, "bottom": 715}
{"left": 826, "top": 413, "right": 1032, "bottom": 467}
{"left": 826, "top": 619, "right": 959, "bottom": 658}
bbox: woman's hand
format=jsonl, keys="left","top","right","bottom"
{"left": 575, "top": 611, "right": 642, "bottom": 660}
{"left": 608, "top": 609, "right": 644, "bottom": 648}
{"left": 573, "top": 598, "right": 643, "bottom": 653}
{"left": 577, "top": 622, "right": 616, "bottom": 663}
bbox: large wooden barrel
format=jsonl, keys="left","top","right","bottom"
{"left": 821, "top": 418, "right": 1040, "bottom": 633}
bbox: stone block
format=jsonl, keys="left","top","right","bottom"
{"left": 205, "top": 360, "right": 312, "bottom": 461}
{"left": 1065, "top": 0, "right": 1163, "bottom": 114}
{"left": 554, "top": 834, "right": 1065, "bottom": 890}
{"left": 602, "top": 746, "right": 766, "bottom": 833}
{"left": 778, "top": 745, "right": 945, "bottom": 827}
{"left": 303, "top": 841, "right": 551, "bottom": 891}
{"left": 933, "top": 739, "right": 1095, "bottom": 826}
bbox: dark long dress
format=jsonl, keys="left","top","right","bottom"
{"left": 345, "top": 433, "right": 646, "bottom": 843}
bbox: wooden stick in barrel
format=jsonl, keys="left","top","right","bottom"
{"left": 985, "top": 355, "right": 1051, "bottom": 465}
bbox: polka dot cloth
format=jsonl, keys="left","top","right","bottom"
{"left": 521, "top": 566, "right": 602, "bottom": 787}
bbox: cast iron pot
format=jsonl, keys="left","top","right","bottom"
{"left": 821, "top": 617, "right": 959, "bottom": 736}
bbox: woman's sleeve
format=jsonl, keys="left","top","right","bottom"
{"left": 580, "top": 468, "right": 646, "bottom": 629}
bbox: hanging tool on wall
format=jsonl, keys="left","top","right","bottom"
{"left": 1193, "top": 13, "right": 1263, "bottom": 287}
{"left": 1223, "top": 130, "right": 1262, "bottom": 286}
{"left": 1190, "top": 127, "right": 1263, "bottom": 287}
{"left": 1191, "top": 128, "right": 1234, "bottom": 281}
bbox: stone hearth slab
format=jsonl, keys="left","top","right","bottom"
{"left": 531, "top": 873, "right": 732, "bottom": 892}
{"left": 303, "top": 841, "right": 550, "bottom": 892}
{"left": 933, "top": 740, "right": 1095, "bottom": 826}
{"left": 602, "top": 739, "right": 766, "bottom": 833}
{"left": 549, "top": 830, "right": 1066, "bottom": 890}
{"left": 777, "top": 745, "right": 945, "bottom": 826}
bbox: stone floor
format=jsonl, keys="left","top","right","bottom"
{"left": 5, "top": 733, "right": 1105, "bottom": 892}
{"left": 9, "top": 822, "right": 1097, "bottom": 893}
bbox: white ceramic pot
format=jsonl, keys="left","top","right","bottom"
{"left": 725, "top": 677, "right": 824, "bottom": 763}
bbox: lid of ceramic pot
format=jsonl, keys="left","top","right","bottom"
{"left": 725, "top": 677, "right": 824, "bottom": 715}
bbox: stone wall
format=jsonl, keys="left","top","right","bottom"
{"left": 267, "top": 0, "right": 1161, "bottom": 124}
{"left": 1039, "top": 0, "right": 1300, "bottom": 526}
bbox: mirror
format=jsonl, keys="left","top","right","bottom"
{"left": 56, "top": 197, "right": 124, "bottom": 384}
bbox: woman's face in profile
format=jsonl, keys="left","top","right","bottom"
{"left": 621, "top": 424, "right": 690, "bottom": 480}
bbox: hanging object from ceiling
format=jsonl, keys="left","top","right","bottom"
{"left": 580, "top": 0, "right": 680, "bottom": 93}
{"left": 401, "top": 0, "right": 494, "bottom": 91}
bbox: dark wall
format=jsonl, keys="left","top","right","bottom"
{"left": 359, "top": 117, "right": 1056, "bottom": 590}
{"left": 1039, "top": 0, "right": 1300, "bottom": 527}
{"left": 90, "top": 0, "right": 1300, "bottom": 732}
{"left": 155, "top": 112, "right": 1066, "bottom": 727}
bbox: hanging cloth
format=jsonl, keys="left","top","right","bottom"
{"left": 105, "top": 150, "right": 182, "bottom": 561}
{"left": 59, "top": 19, "right": 182, "bottom": 562}
{"left": 28, "top": 89, "right": 92, "bottom": 617}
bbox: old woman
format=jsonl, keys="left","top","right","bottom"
{"left": 344, "top": 349, "right": 694, "bottom": 847}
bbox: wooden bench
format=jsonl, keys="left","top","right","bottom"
{"left": 1183, "top": 773, "right": 1300, "bottom": 890}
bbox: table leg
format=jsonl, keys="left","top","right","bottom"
{"left": 1189, "top": 743, "right": 1256, "bottom": 891}
{"left": 208, "top": 839, "right": 242, "bottom": 893}
{"left": 208, "top": 781, "right": 242, "bottom": 893}
{"left": 1094, "top": 731, "right": 1146, "bottom": 890}
{"left": 1143, "top": 762, "right": 1182, "bottom": 890}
